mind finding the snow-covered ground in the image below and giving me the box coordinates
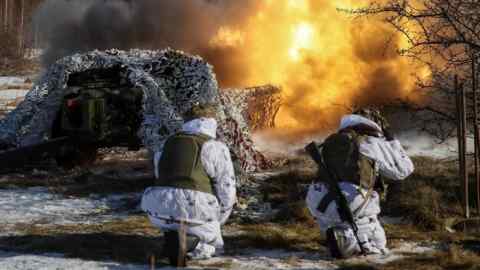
[0,242,435,270]
[0,77,29,86]
[0,76,33,113]
[0,184,437,269]
[0,89,29,100]
[0,187,140,232]
[0,252,147,270]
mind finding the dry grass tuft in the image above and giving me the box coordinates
[261,169,316,224]
[226,223,325,252]
[383,156,465,230]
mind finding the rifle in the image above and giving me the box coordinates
[305,141,367,256]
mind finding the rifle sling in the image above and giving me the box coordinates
[317,189,336,213]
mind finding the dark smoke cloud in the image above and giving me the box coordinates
[33,0,258,87]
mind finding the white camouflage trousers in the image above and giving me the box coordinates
[148,215,220,259]
[306,182,388,257]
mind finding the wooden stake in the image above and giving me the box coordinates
[149,254,155,270]
[462,81,469,219]
[456,76,469,218]
[178,221,187,267]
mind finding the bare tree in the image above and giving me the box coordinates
[346,1,480,138]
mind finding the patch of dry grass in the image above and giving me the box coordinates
[226,223,325,253]
[0,160,154,197]
[0,57,40,76]
[260,169,317,224]
[0,83,31,90]
[383,156,466,230]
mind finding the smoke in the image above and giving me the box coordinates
[33,0,258,86]
[33,0,425,139]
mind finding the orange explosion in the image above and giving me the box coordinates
[210,0,429,135]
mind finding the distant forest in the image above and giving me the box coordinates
[0,0,43,59]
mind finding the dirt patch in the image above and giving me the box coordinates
[0,158,154,197]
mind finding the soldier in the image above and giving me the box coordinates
[141,103,236,266]
[305,108,414,258]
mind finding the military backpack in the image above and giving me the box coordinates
[315,129,381,213]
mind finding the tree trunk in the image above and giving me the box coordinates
[4,0,8,32]
[18,0,24,56]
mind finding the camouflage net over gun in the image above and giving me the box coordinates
[0,49,281,172]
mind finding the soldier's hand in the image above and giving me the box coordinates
[383,128,395,141]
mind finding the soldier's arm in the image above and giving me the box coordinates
[201,141,237,225]
[359,137,414,180]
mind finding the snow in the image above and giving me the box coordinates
[0,187,436,269]
[0,90,29,100]
[347,241,436,265]
[198,242,435,269]
[0,241,437,270]
[200,250,337,270]
[0,187,140,230]
[0,77,28,86]
[0,252,148,270]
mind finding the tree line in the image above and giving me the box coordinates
[0,0,43,59]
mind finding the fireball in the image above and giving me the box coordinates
[211,0,428,135]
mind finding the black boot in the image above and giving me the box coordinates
[326,227,344,259]
[186,234,200,253]
[163,231,200,267]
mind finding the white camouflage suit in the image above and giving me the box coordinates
[306,114,414,257]
[141,117,236,259]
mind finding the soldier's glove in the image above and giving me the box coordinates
[383,129,395,141]
[383,128,395,141]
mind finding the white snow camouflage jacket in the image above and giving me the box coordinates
[141,118,237,225]
[306,114,415,230]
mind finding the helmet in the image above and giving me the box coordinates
[352,107,389,130]
[183,103,218,121]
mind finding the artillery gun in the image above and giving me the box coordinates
[0,67,144,172]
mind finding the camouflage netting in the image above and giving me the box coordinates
[222,85,282,131]
[0,49,281,172]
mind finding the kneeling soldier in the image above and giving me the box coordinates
[141,103,236,266]
[306,108,414,258]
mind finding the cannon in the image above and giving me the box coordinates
[0,68,144,172]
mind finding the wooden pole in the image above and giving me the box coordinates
[178,221,187,267]
[4,0,8,32]
[19,0,24,56]
[456,76,469,218]
[0,0,3,32]
[461,81,469,219]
